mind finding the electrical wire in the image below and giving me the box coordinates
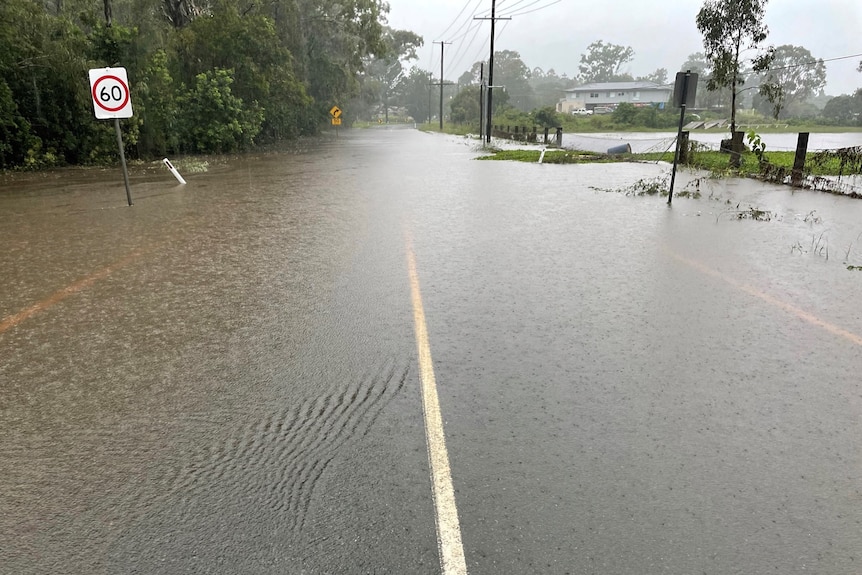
[494,0,535,14]
[497,0,546,17]
[765,52,862,73]
[434,0,481,40]
[440,0,486,44]
[448,21,487,75]
[502,0,563,18]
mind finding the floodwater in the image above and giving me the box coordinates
[565,131,862,154]
[2,127,862,574]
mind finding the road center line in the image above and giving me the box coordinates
[667,249,862,347]
[406,240,468,575]
[0,246,151,335]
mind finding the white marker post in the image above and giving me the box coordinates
[163,158,186,184]
[89,67,134,206]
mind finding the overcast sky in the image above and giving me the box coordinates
[383,0,862,96]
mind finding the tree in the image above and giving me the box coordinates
[757,44,826,119]
[578,40,635,83]
[822,91,862,126]
[457,70,475,88]
[449,86,480,126]
[163,0,204,29]
[637,68,668,85]
[529,67,574,109]
[696,0,774,134]
[170,0,311,141]
[0,0,394,168]
[490,50,533,111]
[177,68,263,153]
[679,52,727,110]
[397,67,433,123]
[612,102,638,124]
[361,26,422,122]
[532,106,560,128]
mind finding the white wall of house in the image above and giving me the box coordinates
[560,82,672,111]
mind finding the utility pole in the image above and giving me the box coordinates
[478,62,485,138]
[434,41,451,131]
[475,1,511,143]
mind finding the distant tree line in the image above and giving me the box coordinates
[0,0,391,169]
[4,0,861,171]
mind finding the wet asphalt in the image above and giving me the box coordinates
[1,126,861,574]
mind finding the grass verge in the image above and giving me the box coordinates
[479,147,860,178]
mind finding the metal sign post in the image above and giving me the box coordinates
[668,70,698,205]
[89,67,134,206]
[330,105,342,138]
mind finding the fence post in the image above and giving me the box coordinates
[555,127,563,147]
[729,131,744,168]
[679,131,690,164]
[791,132,809,187]
[544,127,549,144]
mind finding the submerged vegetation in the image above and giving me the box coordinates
[477,149,608,164]
[479,144,860,178]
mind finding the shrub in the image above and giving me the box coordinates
[176,69,263,153]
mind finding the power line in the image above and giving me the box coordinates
[441,1,485,44]
[502,0,563,17]
[765,51,862,73]
[425,0,484,73]
[448,21,486,75]
[497,0,545,17]
[452,18,511,81]
[445,18,484,45]
[494,0,534,13]
[434,0,479,40]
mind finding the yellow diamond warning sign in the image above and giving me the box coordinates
[329,106,342,118]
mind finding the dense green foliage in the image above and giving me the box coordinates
[0,0,389,168]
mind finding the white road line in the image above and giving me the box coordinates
[406,242,469,575]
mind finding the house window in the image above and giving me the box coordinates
[590,92,599,98]
[617,92,625,97]
[634,91,640,100]
[608,92,614,98]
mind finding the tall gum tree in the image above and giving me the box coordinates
[696,0,774,134]
[757,45,826,119]
[578,40,635,83]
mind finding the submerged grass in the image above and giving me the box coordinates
[479,146,859,178]
[476,149,611,163]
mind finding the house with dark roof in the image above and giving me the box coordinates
[557,81,673,114]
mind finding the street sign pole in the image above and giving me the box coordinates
[89,67,134,206]
[329,105,342,139]
[669,70,697,205]
[114,118,132,206]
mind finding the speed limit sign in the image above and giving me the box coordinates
[88,67,133,119]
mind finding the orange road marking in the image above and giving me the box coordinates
[0,246,150,335]
[667,249,862,347]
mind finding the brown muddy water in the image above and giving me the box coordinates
[1,128,861,574]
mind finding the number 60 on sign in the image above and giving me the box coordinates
[88,67,133,119]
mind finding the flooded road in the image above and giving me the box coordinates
[2,127,861,574]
